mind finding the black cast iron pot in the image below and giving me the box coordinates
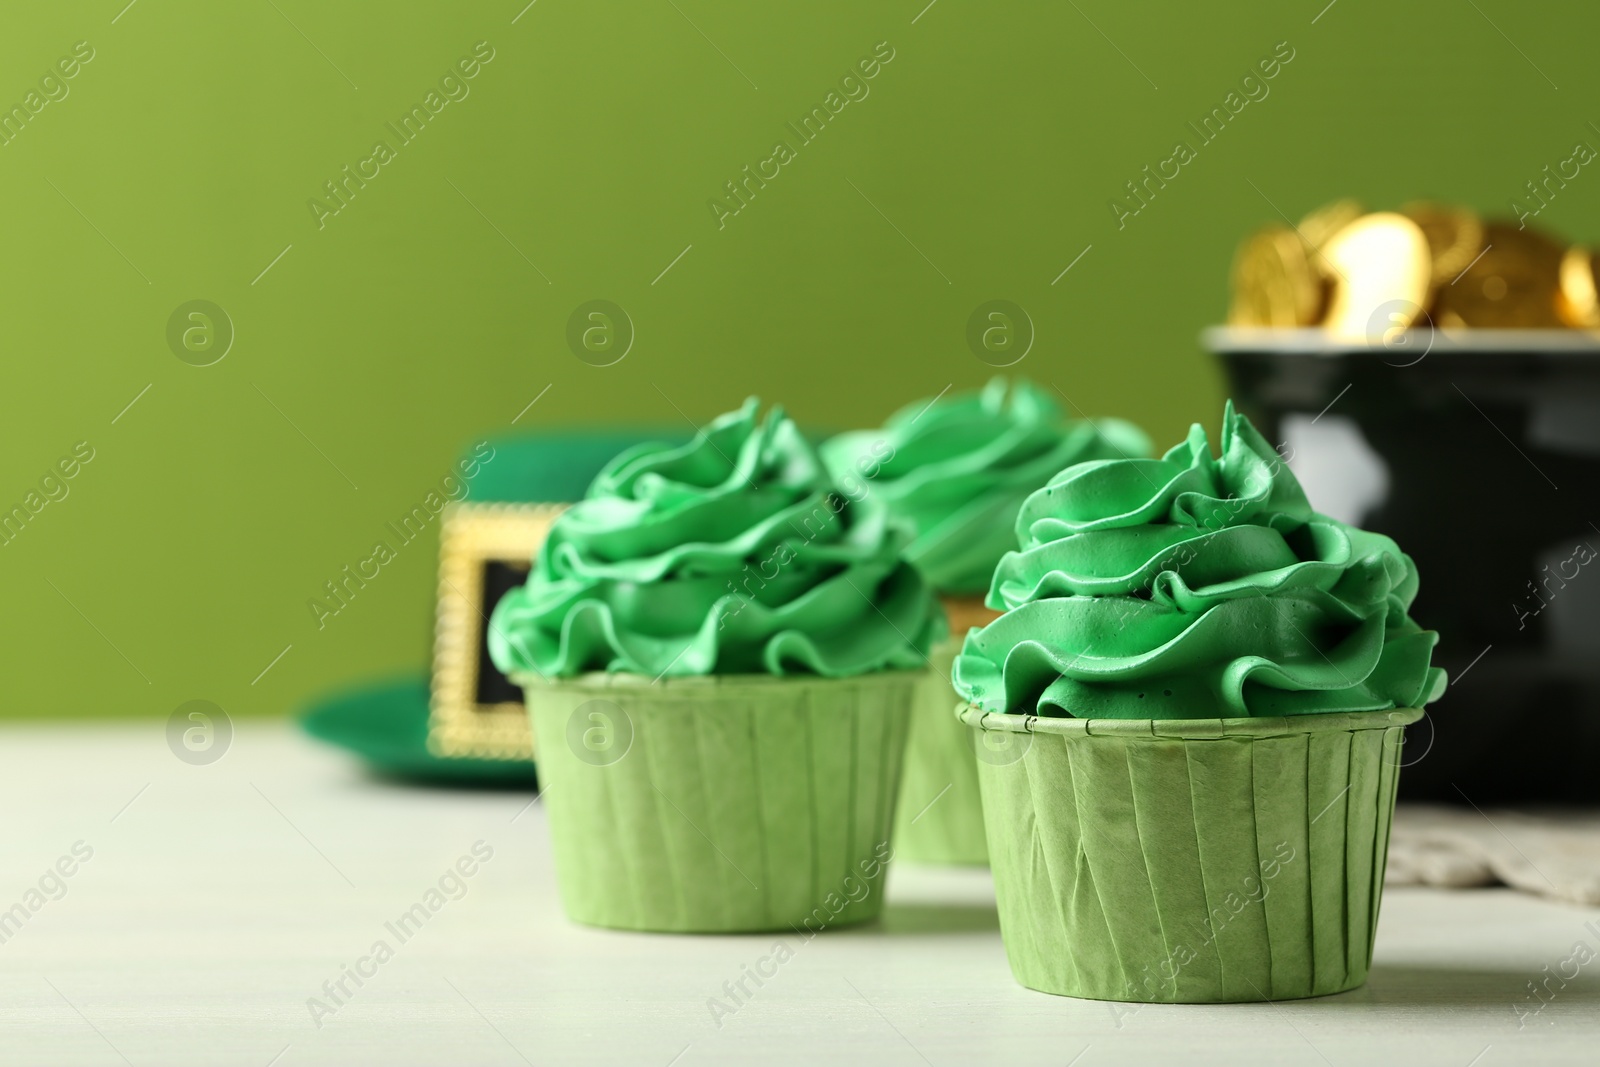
[1207,327,1600,804]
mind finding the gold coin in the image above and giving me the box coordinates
[1432,222,1565,328]
[1403,202,1486,284]
[1320,212,1432,341]
[1228,225,1319,327]
[1558,246,1600,328]
[1297,199,1364,259]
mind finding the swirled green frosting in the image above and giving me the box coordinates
[488,399,942,679]
[820,379,1152,595]
[952,402,1447,718]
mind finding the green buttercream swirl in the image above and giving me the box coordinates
[820,378,1152,595]
[488,399,942,679]
[952,402,1447,718]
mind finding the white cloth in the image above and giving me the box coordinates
[1387,804,1600,906]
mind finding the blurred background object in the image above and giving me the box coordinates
[1387,805,1600,905]
[1212,327,1600,804]
[3,0,1598,736]
[1228,201,1590,335]
[299,430,676,783]
[1218,188,1600,807]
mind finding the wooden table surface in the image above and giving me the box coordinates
[2,720,1596,1066]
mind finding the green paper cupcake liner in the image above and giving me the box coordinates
[959,704,1422,1003]
[522,670,920,933]
[892,638,989,865]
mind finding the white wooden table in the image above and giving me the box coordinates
[2,721,1596,1066]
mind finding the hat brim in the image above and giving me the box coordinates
[298,675,540,788]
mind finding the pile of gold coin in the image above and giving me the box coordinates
[1228,201,1600,338]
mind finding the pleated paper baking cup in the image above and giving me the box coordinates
[892,638,989,864]
[960,704,1422,1003]
[521,671,919,933]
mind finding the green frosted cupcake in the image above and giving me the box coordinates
[953,402,1445,1002]
[821,378,1150,864]
[490,399,941,932]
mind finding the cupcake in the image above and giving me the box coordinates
[954,402,1446,1002]
[821,378,1150,864]
[489,399,941,932]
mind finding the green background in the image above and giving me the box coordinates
[3,0,1595,719]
